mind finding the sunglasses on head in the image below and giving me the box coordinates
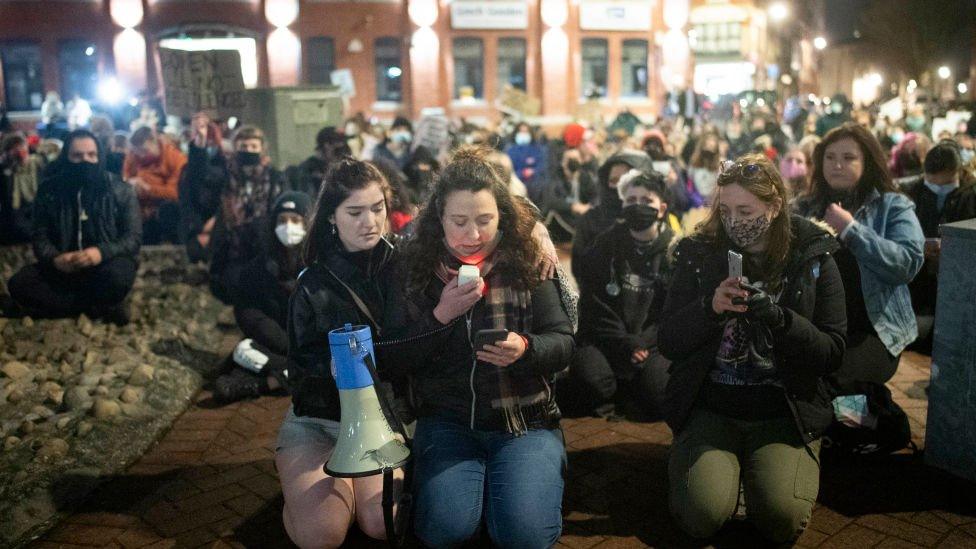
[719,160,763,180]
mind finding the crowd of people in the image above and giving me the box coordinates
[2,89,975,547]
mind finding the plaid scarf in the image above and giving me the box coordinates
[221,157,276,230]
[435,251,549,436]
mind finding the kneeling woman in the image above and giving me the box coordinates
[659,154,846,544]
[392,147,575,548]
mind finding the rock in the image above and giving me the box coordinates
[64,387,93,411]
[0,318,7,332]
[31,405,55,419]
[4,436,20,451]
[2,361,32,381]
[22,316,33,328]
[92,398,121,420]
[107,346,130,365]
[98,372,116,386]
[76,421,93,436]
[56,415,73,430]
[35,438,69,460]
[77,314,93,336]
[41,382,64,406]
[6,388,25,404]
[19,420,35,435]
[119,402,143,417]
[94,386,109,396]
[128,364,154,386]
[59,361,75,377]
[78,374,100,387]
[82,351,101,372]
[120,386,141,404]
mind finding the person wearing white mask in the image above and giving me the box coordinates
[214,191,311,402]
[373,116,414,170]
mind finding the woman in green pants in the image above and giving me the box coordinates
[659,153,847,543]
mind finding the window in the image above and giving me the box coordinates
[496,38,526,94]
[305,37,335,85]
[374,37,402,102]
[453,38,484,100]
[1,43,44,111]
[59,40,99,100]
[692,22,742,55]
[621,39,648,98]
[580,38,608,98]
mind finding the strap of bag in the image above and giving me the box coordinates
[325,268,382,337]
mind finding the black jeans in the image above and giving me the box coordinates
[142,201,181,245]
[565,343,670,416]
[7,256,137,318]
[831,331,900,394]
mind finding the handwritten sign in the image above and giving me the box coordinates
[159,48,246,118]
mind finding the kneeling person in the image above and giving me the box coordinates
[570,169,675,418]
[5,130,140,323]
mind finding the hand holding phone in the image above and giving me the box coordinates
[474,328,509,351]
[728,250,743,281]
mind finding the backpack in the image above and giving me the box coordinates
[822,381,916,458]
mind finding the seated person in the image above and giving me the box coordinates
[3,130,140,324]
[285,126,350,197]
[541,145,598,243]
[904,140,976,352]
[215,191,310,402]
[569,170,675,418]
[208,124,285,304]
[0,133,41,244]
[179,113,226,263]
[123,126,187,244]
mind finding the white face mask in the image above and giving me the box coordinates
[275,222,306,247]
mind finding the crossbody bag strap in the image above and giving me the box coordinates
[325,268,382,337]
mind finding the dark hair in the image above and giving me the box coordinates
[232,125,265,145]
[392,116,413,132]
[809,122,897,205]
[1,132,26,153]
[696,153,792,290]
[618,169,669,204]
[303,157,392,264]
[924,141,962,175]
[57,129,104,165]
[403,146,542,293]
[129,126,156,148]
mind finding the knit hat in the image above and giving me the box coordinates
[272,191,312,218]
[563,123,585,148]
[315,126,345,149]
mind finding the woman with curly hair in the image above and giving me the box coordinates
[388,146,574,548]
[661,153,847,543]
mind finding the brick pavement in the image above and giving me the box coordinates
[30,352,976,548]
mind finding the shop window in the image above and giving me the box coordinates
[497,38,526,94]
[692,22,742,55]
[453,38,484,100]
[621,39,648,98]
[375,37,402,102]
[305,37,335,85]
[59,40,99,100]
[0,42,44,111]
[581,38,608,98]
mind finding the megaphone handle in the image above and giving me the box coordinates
[382,465,413,548]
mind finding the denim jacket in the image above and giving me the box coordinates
[797,190,924,356]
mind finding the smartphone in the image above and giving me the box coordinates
[474,328,508,351]
[728,250,743,281]
[458,264,480,287]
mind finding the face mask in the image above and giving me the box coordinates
[515,132,531,146]
[206,145,221,159]
[721,211,772,248]
[66,160,100,188]
[623,204,659,232]
[780,159,807,180]
[236,151,261,166]
[961,149,975,164]
[275,222,306,247]
[392,131,411,144]
[566,159,581,173]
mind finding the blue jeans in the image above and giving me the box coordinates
[412,417,566,548]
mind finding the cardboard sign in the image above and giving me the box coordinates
[498,86,541,117]
[159,48,246,119]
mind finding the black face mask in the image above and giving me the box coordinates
[236,151,262,166]
[65,161,101,189]
[566,159,581,173]
[623,204,659,232]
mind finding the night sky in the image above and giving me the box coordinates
[824,0,871,44]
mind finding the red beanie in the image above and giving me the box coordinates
[563,123,585,148]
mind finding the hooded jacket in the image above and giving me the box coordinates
[658,215,847,443]
[31,161,141,265]
[571,150,653,280]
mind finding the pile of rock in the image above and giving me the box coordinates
[0,245,233,546]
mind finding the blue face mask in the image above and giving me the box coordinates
[961,148,974,164]
[514,132,531,146]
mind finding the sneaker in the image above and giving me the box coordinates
[233,339,270,373]
[215,368,269,403]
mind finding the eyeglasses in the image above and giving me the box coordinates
[719,160,763,180]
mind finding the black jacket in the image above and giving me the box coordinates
[287,240,401,421]
[903,178,976,238]
[571,150,652,280]
[179,144,226,261]
[30,164,141,265]
[284,155,328,198]
[577,222,675,354]
[234,250,296,355]
[387,275,575,432]
[658,216,847,443]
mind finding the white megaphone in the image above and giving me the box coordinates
[325,324,411,477]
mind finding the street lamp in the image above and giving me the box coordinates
[938,66,951,80]
[813,36,827,50]
[959,83,969,95]
[768,2,789,22]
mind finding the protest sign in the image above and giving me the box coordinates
[159,48,246,118]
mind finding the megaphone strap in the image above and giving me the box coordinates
[325,267,382,336]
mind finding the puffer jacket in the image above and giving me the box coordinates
[386,274,575,432]
[658,215,847,443]
[31,164,141,265]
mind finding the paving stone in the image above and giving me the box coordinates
[44,523,126,545]
[819,524,887,548]
[115,526,164,549]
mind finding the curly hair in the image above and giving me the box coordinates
[403,145,542,294]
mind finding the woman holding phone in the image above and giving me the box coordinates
[659,154,847,544]
[388,146,574,548]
